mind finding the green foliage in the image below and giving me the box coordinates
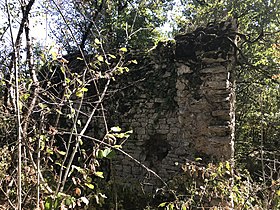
[0,0,280,208]
[48,0,174,53]
[155,161,280,209]
[0,146,12,179]
[171,1,280,207]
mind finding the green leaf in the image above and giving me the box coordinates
[106,150,116,159]
[65,196,74,206]
[94,171,104,178]
[101,148,116,159]
[97,149,104,158]
[103,148,111,157]
[72,165,86,174]
[20,93,30,101]
[158,202,167,207]
[168,203,174,210]
[46,147,53,154]
[119,47,127,52]
[85,183,95,189]
[76,57,83,60]
[57,192,67,198]
[131,60,138,64]
[44,197,52,210]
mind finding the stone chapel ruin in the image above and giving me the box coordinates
[106,21,237,188]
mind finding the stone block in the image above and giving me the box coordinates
[155,98,165,103]
[208,125,230,136]
[208,95,230,103]
[208,136,232,143]
[146,102,154,109]
[159,124,169,130]
[204,81,227,89]
[131,121,140,127]
[162,72,171,78]
[176,80,186,90]
[167,117,178,124]
[135,127,146,135]
[200,65,227,74]
[157,129,169,134]
[170,127,179,134]
[177,64,192,75]
[211,110,231,121]
[201,57,228,63]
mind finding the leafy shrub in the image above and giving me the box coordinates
[152,161,280,210]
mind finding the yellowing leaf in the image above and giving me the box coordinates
[55,109,63,115]
[158,202,167,207]
[112,145,122,149]
[108,54,116,59]
[111,126,121,132]
[94,171,104,178]
[51,51,57,60]
[38,103,48,109]
[85,183,95,189]
[225,161,231,170]
[76,91,83,98]
[95,38,101,44]
[120,47,127,52]
[97,55,104,62]
[56,150,66,156]
[195,157,202,161]
[81,87,88,92]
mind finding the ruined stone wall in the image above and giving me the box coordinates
[108,21,237,188]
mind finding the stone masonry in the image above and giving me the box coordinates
[105,21,237,188]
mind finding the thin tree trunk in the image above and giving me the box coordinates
[15,50,22,210]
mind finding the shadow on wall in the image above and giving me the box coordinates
[144,134,171,167]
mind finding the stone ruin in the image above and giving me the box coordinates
[105,21,237,188]
[41,20,238,190]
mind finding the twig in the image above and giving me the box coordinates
[59,131,168,187]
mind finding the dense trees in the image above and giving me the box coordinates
[0,0,279,209]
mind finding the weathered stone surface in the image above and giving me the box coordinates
[106,21,236,190]
[177,64,192,75]
[200,66,227,74]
